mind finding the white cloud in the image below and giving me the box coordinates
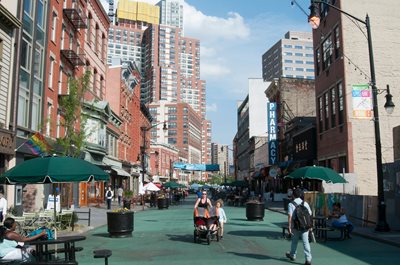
[183,3,250,43]
[206,103,218,112]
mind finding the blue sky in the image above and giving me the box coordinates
[101,0,312,145]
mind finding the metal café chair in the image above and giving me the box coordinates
[21,212,39,235]
[37,211,55,228]
[58,209,74,230]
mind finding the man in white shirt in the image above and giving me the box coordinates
[105,186,114,210]
[0,192,7,222]
[117,186,123,207]
[286,188,312,265]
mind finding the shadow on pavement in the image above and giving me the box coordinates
[92,232,111,238]
[229,218,248,222]
[165,233,194,244]
[228,230,282,239]
[227,252,289,262]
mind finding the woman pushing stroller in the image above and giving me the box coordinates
[193,190,220,244]
[194,190,214,230]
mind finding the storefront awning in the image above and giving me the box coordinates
[111,166,131,178]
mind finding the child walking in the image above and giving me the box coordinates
[216,199,227,239]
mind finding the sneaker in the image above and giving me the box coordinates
[305,261,311,265]
[285,252,295,261]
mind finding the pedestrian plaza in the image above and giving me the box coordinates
[68,196,400,265]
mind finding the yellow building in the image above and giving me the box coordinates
[117,0,160,24]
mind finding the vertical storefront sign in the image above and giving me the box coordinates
[268,102,278,165]
[352,84,372,119]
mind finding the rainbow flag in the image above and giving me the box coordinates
[25,132,51,156]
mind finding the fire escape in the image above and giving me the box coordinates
[61,6,87,66]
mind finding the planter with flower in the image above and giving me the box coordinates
[123,190,134,209]
[157,193,169,209]
[107,208,134,238]
[245,199,265,221]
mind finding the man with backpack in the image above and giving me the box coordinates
[286,188,312,265]
[106,186,114,210]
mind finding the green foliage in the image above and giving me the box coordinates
[123,190,134,199]
[57,71,91,157]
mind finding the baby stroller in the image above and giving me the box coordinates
[193,207,220,244]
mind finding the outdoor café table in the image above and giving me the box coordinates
[27,235,86,264]
[313,216,331,242]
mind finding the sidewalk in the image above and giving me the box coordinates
[59,200,145,236]
[266,200,400,248]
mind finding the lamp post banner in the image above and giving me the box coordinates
[352,84,372,119]
[268,102,278,165]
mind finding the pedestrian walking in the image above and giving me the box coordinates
[105,186,113,210]
[0,192,7,223]
[286,188,312,265]
[117,186,123,207]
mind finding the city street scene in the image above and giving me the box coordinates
[0,0,399,264]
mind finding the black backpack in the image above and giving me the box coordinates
[106,190,112,197]
[292,201,313,230]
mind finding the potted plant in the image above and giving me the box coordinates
[157,193,169,209]
[107,208,134,238]
[123,190,134,209]
[246,199,265,221]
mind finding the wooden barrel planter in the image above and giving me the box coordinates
[246,202,265,221]
[107,211,134,238]
[157,198,169,209]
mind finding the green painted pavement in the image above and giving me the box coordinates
[75,196,399,265]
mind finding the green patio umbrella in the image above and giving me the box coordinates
[163,181,180,189]
[285,166,346,214]
[0,156,109,226]
[227,180,248,187]
[0,156,109,184]
[285,166,346,184]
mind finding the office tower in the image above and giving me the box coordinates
[262,31,314,81]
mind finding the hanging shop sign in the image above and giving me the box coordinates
[268,102,278,165]
[0,129,15,155]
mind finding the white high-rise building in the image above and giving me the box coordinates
[157,0,184,33]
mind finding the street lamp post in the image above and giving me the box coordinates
[140,121,167,209]
[308,0,394,232]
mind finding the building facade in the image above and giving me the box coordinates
[262,31,314,82]
[211,143,229,178]
[0,0,21,207]
[312,0,400,195]
[265,77,316,165]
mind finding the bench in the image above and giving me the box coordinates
[93,249,112,265]
[281,225,289,239]
[314,226,351,242]
[45,247,83,255]
[24,261,77,265]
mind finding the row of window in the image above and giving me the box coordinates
[283,52,314,57]
[315,26,341,75]
[283,44,313,50]
[284,67,314,72]
[318,82,344,132]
